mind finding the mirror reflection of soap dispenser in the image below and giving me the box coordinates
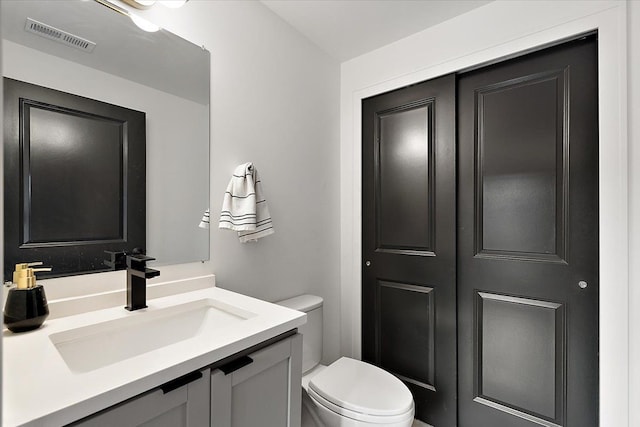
[3,262,52,333]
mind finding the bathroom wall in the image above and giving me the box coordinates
[2,40,210,266]
[628,2,640,426]
[119,1,341,363]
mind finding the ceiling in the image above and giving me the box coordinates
[261,0,492,62]
[2,0,209,104]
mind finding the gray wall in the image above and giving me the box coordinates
[131,1,342,363]
[628,1,640,425]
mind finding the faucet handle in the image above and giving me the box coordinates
[127,254,156,263]
[126,253,157,273]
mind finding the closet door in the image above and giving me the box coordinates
[362,74,456,426]
[457,36,598,427]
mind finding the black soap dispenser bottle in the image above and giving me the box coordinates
[3,262,52,333]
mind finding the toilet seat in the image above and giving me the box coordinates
[307,357,414,424]
[307,386,415,424]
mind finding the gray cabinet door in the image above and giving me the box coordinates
[211,334,302,427]
[71,369,210,427]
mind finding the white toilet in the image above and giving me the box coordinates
[277,295,415,427]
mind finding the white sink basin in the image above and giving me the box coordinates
[49,298,256,373]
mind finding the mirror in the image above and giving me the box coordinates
[2,0,210,278]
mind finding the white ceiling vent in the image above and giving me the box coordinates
[24,18,96,53]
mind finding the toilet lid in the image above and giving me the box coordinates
[308,357,414,417]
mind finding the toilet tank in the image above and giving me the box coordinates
[276,295,323,374]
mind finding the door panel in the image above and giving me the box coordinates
[362,74,456,426]
[458,36,598,427]
[476,293,564,421]
[378,281,435,388]
[377,103,435,252]
[478,70,565,258]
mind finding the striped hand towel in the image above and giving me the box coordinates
[198,208,210,229]
[219,163,274,242]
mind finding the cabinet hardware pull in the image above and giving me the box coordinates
[219,355,254,375]
[160,371,203,394]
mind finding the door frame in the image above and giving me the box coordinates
[340,2,628,426]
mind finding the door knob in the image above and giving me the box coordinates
[365,261,371,267]
[578,280,588,289]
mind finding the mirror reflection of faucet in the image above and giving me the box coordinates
[104,250,127,271]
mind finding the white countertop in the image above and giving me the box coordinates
[3,285,306,427]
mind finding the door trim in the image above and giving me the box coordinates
[341,3,628,426]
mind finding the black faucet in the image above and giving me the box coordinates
[104,250,160,311]
[125,253,160,311]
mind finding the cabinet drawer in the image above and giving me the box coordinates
[70,368,210,427]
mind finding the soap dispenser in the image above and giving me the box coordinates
[3,262,52,333]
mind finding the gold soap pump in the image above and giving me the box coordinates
[4,262,52,332]
[13,262,51,289]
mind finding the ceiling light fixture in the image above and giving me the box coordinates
[94,1,161,32]
[96,0,187,32]
[120,0,188,9]
[158,0,188,8]
[129,14,160,32]
[120,0,156,9]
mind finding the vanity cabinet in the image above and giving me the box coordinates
[71,369,210,427]
[69,333,302,427]
[210,333,302,427]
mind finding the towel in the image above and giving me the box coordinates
[219,163,274,242]
[198,208,210,229]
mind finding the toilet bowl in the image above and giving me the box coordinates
[277,295,415,427]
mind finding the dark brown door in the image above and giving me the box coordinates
[457,36,599,427]
[362,74,456,426]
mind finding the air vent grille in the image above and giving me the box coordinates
[25,18,96,53]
